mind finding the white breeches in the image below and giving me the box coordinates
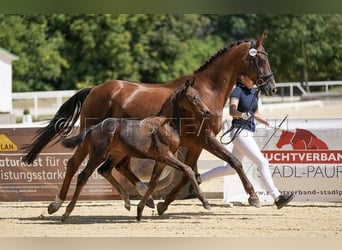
[201,128,281,200]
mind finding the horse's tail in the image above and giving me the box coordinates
[61,127,92,149]
[22,88,92,164]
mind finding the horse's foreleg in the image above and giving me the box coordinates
[137,162,164,221]
[97,158,131,211]
[115,157,155,209]
[202,135,260,207]
[156,149,202,216]
[48,145,88,214]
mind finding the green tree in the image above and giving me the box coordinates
[0,14,67,91]
[46,14,134,89]
[46,14,213,88]
[118,14,213,83]
[1,14,341,91]
[171,36,224,79]
[243,14,342,82]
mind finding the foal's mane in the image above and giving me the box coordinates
[158,87,183,118]
[194,40,249,74]
[156,87,185,129]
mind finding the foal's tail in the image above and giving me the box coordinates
[22,88,92,164]
[61,127,92,149]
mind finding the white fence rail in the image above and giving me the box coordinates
[11,81,342,120]
[12,90,76,119]
[261,81,342,103]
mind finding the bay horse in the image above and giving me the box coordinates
[60,79,211,221]
[22,33,277,216]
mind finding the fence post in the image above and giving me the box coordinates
[34,93,38,120]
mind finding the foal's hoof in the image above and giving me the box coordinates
[248,197,261,208]
[157,202,168,216]
[146,198,155,209]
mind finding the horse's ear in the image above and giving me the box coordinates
[257,32,267,47]
[185,77,196,89]
[185,79,190,88]
[189,77,196,87]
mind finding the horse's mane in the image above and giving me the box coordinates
[194,40,249,74]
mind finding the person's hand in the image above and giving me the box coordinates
[268,124,282,131]
[241,112,251,120]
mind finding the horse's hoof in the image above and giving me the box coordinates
[61,214,68,222]
[124,202,131,211]
[48,201,61,214]
[203,201,211,210]
[248,197,261,208]
[136,213,142,221]
[123,196,131,211]
[136,207,143,221]
[146,198,155,209]
[157,202,167,216]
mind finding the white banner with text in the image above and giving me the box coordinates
[223,118,342,203]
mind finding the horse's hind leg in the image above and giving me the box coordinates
[97,157,131,211]
[48,144,88,214]
[61,158,99,222]
[115,156,155,209]
[137,162,164,221]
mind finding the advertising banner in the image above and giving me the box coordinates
[223,118,342,203]
[0,126,184,201]
[0,127,133,201]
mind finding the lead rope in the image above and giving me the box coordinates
[220,88,260,145]
[220,125,242,145]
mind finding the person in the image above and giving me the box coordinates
[198,75,294,209]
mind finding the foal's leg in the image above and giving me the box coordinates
[162,152,210,211]
[157,149,201,216]
[48,144,88,214]
[137,162,164,221]
[97,157,131,211]
[115,157,155,208]
[99,156,155,208]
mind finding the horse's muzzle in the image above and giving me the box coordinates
[201,109,211,117]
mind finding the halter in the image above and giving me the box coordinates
[249,40,275,88]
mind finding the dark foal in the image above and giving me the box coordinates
[61,79,211,221]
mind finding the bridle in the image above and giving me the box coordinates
[249,40,275,89]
